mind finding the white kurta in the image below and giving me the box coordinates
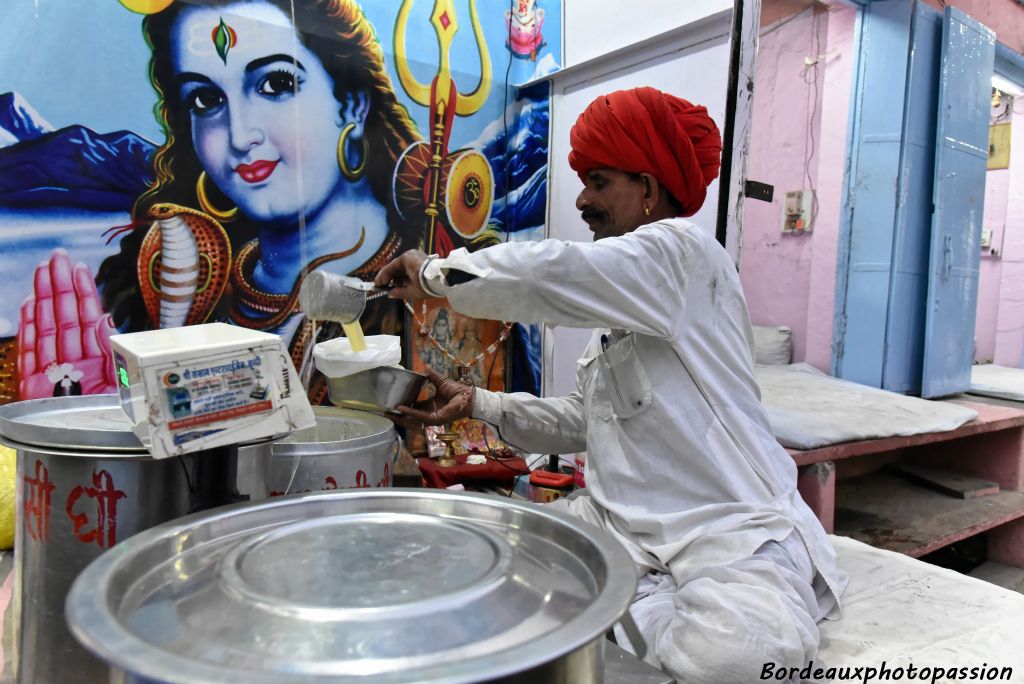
[422,218,847,636]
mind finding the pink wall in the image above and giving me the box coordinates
[744,0,1022,372]
[803,6,857,370]
[975,166,1009,362]
[741,4,855,367]
[922,0,1024,52]
[994,106,1024,366]
[740,6,824,363]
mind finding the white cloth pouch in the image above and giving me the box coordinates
[313,335,402,379]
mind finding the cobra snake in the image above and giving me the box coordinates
[137,203,231,329]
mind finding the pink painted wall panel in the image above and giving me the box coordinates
[741,7,826,363]
[994,107,1024,367]
[741,5,854,367]
[804,6,857,371]
[975,168,1010,362]
[985,168,1010,229]
[976,259,1004,362]
[922,0,1024,54]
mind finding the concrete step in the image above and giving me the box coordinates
[968,561,1024,594]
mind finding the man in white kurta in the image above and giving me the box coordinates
[377,87,847,682]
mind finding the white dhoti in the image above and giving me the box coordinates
[554,493,828,684]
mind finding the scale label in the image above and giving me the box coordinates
[161,352,273,436]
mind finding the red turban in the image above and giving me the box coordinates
[568,87,722,217]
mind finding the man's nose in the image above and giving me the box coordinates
[576,190,589,211]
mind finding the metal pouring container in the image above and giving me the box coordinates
[299,270,369,324]
[66,489,638,683]
[0,395,197,684]
[326,366,427,415]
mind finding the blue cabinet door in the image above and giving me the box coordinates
[834,0,914,387]
[882,5,942,394]
[920,8,995,397]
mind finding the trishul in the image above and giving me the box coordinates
[395,0,492,254]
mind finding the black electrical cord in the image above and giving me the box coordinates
[474,339,573,497]
[478,6,520,496]
[436,2,528,495]
[476,328,529,495]
[178,454,194,494]
[502,0,515,234]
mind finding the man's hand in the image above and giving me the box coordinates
[392,368,474,429]
[17,250,118,399]
[374,249,431,301]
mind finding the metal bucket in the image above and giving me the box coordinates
[237,407,400,499]
[67,489,638,683]
[0,395,197,684]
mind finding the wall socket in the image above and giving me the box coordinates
[782,189,814,234]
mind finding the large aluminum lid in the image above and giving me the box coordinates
[0,394,144,452]
[67,489,637,683]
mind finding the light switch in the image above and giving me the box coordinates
[980,228,993,249]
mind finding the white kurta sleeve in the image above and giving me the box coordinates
[471,387,587,454]
[423,222,697,339]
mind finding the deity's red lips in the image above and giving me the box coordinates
[235,160,279,183]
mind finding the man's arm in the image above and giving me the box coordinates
[471,388,587,455]
[425,222,696,339]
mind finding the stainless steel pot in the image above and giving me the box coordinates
[0,395,197,684]
[237,407,401,499]
[67,489,638,683]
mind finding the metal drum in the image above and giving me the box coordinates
[67,489,638,683]
[237,407,400,499]
[0,395,197,684]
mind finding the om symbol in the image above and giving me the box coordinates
[463,175,482,209]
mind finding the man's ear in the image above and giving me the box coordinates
[640,172,658,203]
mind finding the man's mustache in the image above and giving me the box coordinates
[581,208,606,223]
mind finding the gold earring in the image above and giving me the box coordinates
[196,171,238,222]
[644,205,651,216]
[338,122,368,182]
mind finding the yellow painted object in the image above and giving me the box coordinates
[0,445,15,549]
[342,321,368,353]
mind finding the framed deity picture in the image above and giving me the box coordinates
[404,299,514,458]
[407,299,510,397]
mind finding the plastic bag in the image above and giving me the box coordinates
[0,446,15,549]
[314,334,402,379]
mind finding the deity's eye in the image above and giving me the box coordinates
[257,69,300,97]
[184,87,225,116]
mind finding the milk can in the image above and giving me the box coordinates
[67,489,639,683]
[0,395,197,684]
[236,406,400,499]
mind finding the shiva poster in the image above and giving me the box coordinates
[0,0,558,405]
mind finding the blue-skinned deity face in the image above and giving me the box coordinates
[170,2,350,226]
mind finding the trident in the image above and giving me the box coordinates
[394,0,493,255]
